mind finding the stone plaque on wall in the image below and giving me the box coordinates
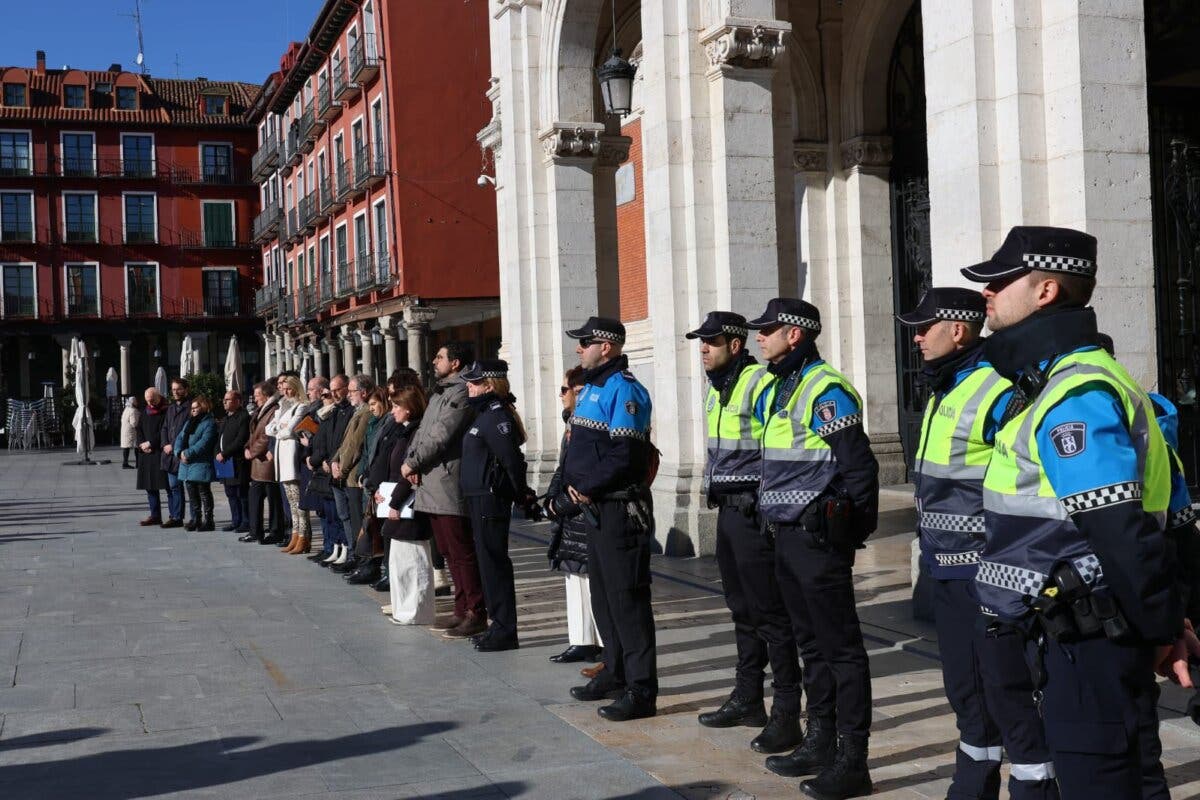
[615,163,636,206]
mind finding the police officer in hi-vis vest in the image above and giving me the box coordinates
[962,226,1182,798]
[686,311,804,755]
[561,316,659,723]
[746,298,879,800]
[897,288,1058,800]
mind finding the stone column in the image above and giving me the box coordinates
[403,306,438,385]
[118,340,132,395]
[341,324,357,377]
[310,343,324,378]
[379,315,399,377]
[326,331,341,377]
[59,339,71,389]
[261,332,273,379]
[699,17,790,315]
[282,332,295,371]
[358,328,375,382]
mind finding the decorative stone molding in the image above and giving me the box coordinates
[402,304,439,329]
[596,134,632,168]
[793,141,829,174]
[539,122,607,162]
[494,0,540,19]
[700,18,791,70]
[840,135,893,172]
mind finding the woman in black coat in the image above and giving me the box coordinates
[345,391,402,586]
[217,391,251,533]
[135,388,170,526]
[374,384,435,625]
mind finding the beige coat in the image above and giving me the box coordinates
[120,404,140,449]
[334,405,372,488]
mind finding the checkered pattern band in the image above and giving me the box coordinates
[479,370,506,378]
[935,551,982,567]
[976,560,1048,599]
[589,329,623,342]
[921,511,986,534]
[760,490,822,507]
[1060,482,1142,515]
[569,415,609,432]
[937,308,986,322]
[722,325,748,338]
[1072,554,1103,586]
[815,413,862,438]
[611,426,648,441]
[777,313,821,332]
[1021,253,1097,276]
[1170,505,1198,530]
[711,473,760,483]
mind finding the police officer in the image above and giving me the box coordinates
[562,316,658,722]
[962,226,1179,799]
[459,359,537,653]
[897,288,1058,800]
[746,298,878,800]
[687,311,803,754]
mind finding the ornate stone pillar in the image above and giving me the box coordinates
[403,305,438,385]
[326,330,341,378]
[379,315,399,378]
[341,324,357,377]
[282,332,295,371]
[118,340,132,395]
[357,327,374,382]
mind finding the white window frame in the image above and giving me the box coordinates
[121,191,158,244]
[286,259,294,292]
[370,94,385,150]
[124,261,160,317]
[200,199,237,246]
[120,131,156,177]
[58,130,96,176]
[0,261,38,319]
[198,140,234,179]
[270,246,281,285]
[371,196,387,257]
[0,129,34,174]
[319,232,331,271]
[334,221,348,265]
[0,190,36,242]
[61,190,99,242]
[63,261,101,317]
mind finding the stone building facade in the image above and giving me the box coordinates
[482,0,1200,555]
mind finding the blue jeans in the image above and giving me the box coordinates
[146,490,161,519]
[224,483,246,529]
[166,472,185,521]
[322,496,345,552]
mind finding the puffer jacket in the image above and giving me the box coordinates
[174,413,217,483]
[404,373,471,516]
[546,433,588,574]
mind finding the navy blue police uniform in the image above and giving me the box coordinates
[561,316,658,721]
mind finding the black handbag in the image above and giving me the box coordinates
[307,471,334,500]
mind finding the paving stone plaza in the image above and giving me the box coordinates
[2,447,1200,799]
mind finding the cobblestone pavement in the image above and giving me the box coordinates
[2,446,1199,799]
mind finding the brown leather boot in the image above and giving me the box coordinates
[442,612,487,639]
[431,615,463,631]
[290,535,311,554]
[281,533,300,553]
[580,662,606,679]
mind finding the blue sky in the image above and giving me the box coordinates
[1,0,325,84]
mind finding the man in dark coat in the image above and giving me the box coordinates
[159,377,192,528]
[135,387,170,525]
[217,390,251,532]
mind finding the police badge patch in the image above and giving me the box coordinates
[625,400,639,416]
[705,395,716,413]
[816,400,837,423]
[1049,422,1086,458]
[497,421,512,435]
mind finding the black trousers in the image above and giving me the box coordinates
[347,486,366,555]
[774,524,870,737]
[714,503,801,712]
[467,494,518,641]
[249,480,282,540]
[588,498,657,699]
[1035,636,1162,800]
[184,481,214,522]
[933,579,1057,800]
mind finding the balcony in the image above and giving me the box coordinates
[0,154,34,177]
[300,284,319,319]
[252,204,282,243]
[63,227,98,244]
[349,34,380,84]
[318,82,340,121]
[333,161,353,206]
[318,180,332,214]
[176,227,254,250]
[1,226,35,244]
[276,294,294,325]
[204,293,245,318]
[353,145,388,191]
[65,293,100,317]
[283,208,299,249]
[300,192,318,233]
[61,156,97,178]
[251,136,280,181]
[375,250,391,288]
[168,163,251,186]
[254,284,283,315]
[319,270,332,306]
[332,58,359,101]
[299,109,317,154]
[284,131,303,171]
[355,253,379,293]
[126,293,159,317]
[335,260,352,298]
[124,227,157,245]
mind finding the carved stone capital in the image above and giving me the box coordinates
[539,122,606,162]
[793,141,828,174]
[700,18,791,70]
[494,0,540,19]
[403,304,439,329]
[596,134,632,168]
[840,136,893,172]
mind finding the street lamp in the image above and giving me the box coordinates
[596,3,635,117]
[370,329,383,347]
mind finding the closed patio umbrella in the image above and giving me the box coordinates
[154,366,169,398]
[224,335,244,394]
[180,335,196,378]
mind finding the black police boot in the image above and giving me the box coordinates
[345,557,382,585]
[750,707,803,754]
[570,676,625,702]
[698,692,768,729]
[800,734,872,800]
[597,689,656,722]
[765,717,836,778]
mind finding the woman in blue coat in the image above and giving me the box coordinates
[175,395,219,531]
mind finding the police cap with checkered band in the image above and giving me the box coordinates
[565,316,626,346]
[961,226,1097,283]
[745,298,822,334]
[896,287,987,326]
[685,311,749,341]
[460,359,508,382]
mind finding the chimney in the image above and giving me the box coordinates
[35,50,46,75]
[109,63,123,73]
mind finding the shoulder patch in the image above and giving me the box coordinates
[625,400,640,416]
[468,427,479,436]
[489,401,502,411]
[815,400,837,423]
[705,394,717,413]
[497,421,512,435]
[1049,422,1086,458]
[621,370,636,380]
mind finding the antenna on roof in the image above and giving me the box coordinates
[174,53,182,79]
[119,0,149,75]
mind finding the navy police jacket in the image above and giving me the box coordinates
[460,393,530,501]
[562,355,653,498]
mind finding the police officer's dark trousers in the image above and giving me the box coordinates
[467,494,517,642]
[714,501,801,712]
[774,524,869,737]
[1033,636,1161,800]
[933,580,1057,800]
[587,497,657,699]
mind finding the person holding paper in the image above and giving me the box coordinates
[349,389,402,586]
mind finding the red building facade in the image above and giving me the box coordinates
[250,0,499,381]
[0,51,262,401]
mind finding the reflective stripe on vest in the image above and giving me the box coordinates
[704,363,773,492]
[913,365,1009,567]
[759,362,862,523]
[976,350,1171,620]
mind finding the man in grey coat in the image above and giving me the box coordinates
[402,341,486,637]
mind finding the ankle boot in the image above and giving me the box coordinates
[765,717,836,778]
[198,514,215,532]
[199,495,215,531]
[345,557,382,584]
[332,545,350,565]
[800,735,871,800]
[290,535,311,554]
[698,692,768,729]
[281,533,301,553]
[322,544,343,565]
[751,707,803,754]
[185,518,199,532]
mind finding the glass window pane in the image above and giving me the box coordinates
[0,132,31,176]
[63,134,94,176]
[65,195,95,241]
[126,264,157,315]
[202,144,232,182]
[1,194,33,241]
[3,264,34,316]
[64,85,86,108]
[67,265,98,314]
[125,195,155,242]
[122,135,154,177]
[4,84,26,106]
[116,87,137,110]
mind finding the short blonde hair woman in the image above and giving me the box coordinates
[267,372,313,553]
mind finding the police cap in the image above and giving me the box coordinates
[896,287,986,326]
[460,359,508,382]
[745,298,822,334]
[685,311,749,341]
[565,316,625,346]
[961,226,1097,283]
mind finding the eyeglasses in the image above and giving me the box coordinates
[559,386,571,396]
[579,340,601,348]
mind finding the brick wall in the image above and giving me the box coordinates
[616,117,647,322]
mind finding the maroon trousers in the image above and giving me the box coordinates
[428,513,485,619]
